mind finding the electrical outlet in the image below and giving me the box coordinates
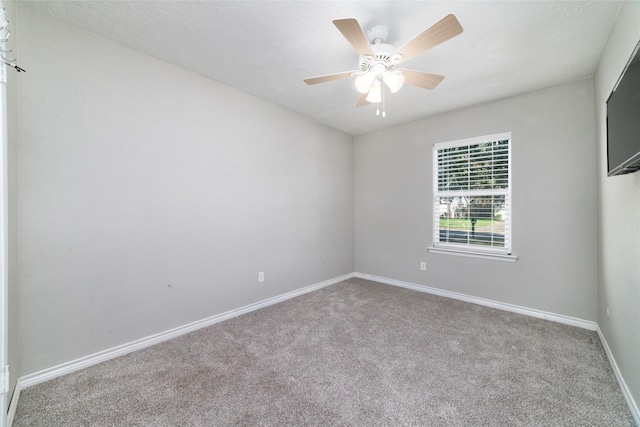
[420,262,427,271]
[258,272,264,283]
[606,307,610,319]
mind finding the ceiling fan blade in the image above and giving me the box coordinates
[304,71,356,85]
[401,69,445,90]
[356,92,369,107]
[333,18,375,58]
[393,14,463,64]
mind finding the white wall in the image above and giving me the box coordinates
[355,79,597,321]
[17,6,354,376]
[594,0,640,413]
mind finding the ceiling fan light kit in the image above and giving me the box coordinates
[304,14,463,117]
[366,79,382,103]
[354,71,376,94]
[383,70,405,93]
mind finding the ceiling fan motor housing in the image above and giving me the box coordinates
[359,42,400,72]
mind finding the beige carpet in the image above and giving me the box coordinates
[13,278,636,426]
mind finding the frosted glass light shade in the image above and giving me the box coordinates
[383,70,405,93]
[366,82,382,103]
[355,72,376,94]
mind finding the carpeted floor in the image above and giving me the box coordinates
[13,278,636,426]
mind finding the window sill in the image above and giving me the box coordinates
[427,246,518,262]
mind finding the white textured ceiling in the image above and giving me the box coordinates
[20,1,622,136]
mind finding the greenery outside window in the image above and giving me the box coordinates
[430,132,513,260]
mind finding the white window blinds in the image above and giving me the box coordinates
[433,132,512,254]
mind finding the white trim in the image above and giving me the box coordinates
[0,43,7,427]
[597,326,640,424]
[427,246,517,262]
[434,131,512,150]
[433,132,513,255]
[0,365,7,393]
[354,272,596,330]
[18,273,354,389]
[15,272,640,425]
[20,271,597,388]
[6,377,20,427]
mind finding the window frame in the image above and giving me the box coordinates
[428,132,517,262]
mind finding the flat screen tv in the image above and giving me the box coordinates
[606,39,640,176]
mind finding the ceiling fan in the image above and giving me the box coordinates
[304,15,463,116]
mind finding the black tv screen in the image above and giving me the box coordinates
[607,40,640,176]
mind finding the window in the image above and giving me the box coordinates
[429,132,515,261]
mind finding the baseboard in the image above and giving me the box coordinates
[353,272,598,331]
[597,326,640,425]
[6,378,21,427]
[18,272,354,392]
[16,271,637,426]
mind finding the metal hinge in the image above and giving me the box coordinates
[0,365,8,394]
